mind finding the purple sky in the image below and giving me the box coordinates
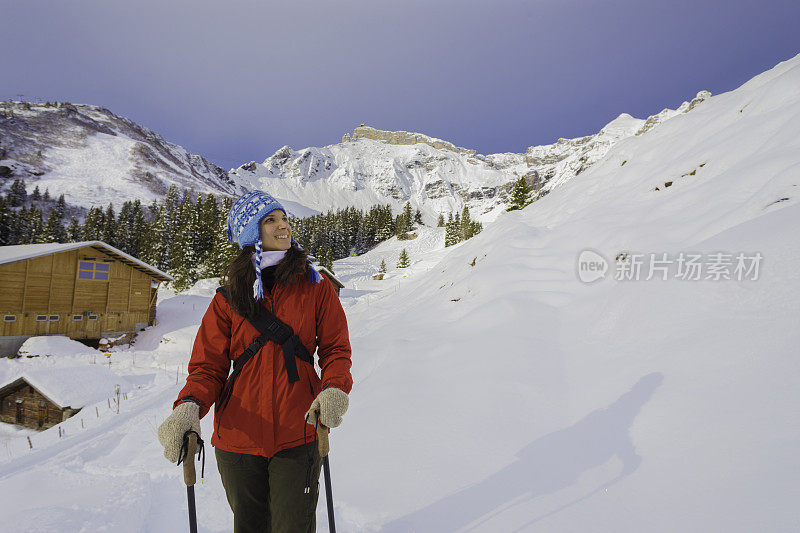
[3,0,799,171]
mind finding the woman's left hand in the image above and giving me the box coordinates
[305,387,349,428]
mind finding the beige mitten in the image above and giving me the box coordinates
[157,401,201,462]
[305,387,349,428]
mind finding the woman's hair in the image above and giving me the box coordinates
[222,243,310,319]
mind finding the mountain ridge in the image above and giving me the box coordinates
[229,90,711,224]
[1,89,711,223]
[0,101,234,212]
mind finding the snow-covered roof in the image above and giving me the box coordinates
[315,266,344,288]
[0,241,173,281]
[0,366,132,409]
[16,335,96,358]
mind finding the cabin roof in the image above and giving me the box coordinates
[0,367,132,409]
[316,266,344,289]
[0,241,173,282]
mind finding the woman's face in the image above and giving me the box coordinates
[259,210,292,251]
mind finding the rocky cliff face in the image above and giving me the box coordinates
[345,126,478,157]
[0,101,234,210]
[230,91,711,223]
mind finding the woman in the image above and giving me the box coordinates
[158,190,353,533]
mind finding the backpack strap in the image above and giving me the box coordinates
[214,287,313,412]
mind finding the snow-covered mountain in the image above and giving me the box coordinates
[229,92,710,225]
[491,90,711,194]
[1,91,711,225]
[0,101,235,209]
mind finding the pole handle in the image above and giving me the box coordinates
[316,411,330,457]
[182,432,198,486]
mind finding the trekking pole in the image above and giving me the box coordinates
[178,430,204,533]
[316,412,336,533]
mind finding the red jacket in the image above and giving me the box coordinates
[174,275,353,456]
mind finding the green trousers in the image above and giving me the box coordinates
[215,441,323,533]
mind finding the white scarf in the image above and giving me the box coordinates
[251,250,287,270]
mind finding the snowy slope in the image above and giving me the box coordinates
[0,53,798,533]
[330,54,800,531]
[0,102,234,210]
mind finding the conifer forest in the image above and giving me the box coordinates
[0,180,482,290]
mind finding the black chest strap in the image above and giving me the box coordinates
[215,287,313,412]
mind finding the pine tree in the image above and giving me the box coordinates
[54,194,66,219]
[42,188,50,202]
[353,227,369,256]
[147,199,159,219]
[148,185,180,272]
[82,206,104,241]
[101,204,116,246]
[8,179,27,207]
[170,243,197,291]
[129,200,147,258]
[170,193,200,291]
[470,220,483,238]
[43,208,67,243]
[414,208,423,225]
[460,205,473,240]
[403,202,413,227]
[28,207,44,243]
[197,194,219,260]
[397,248,410,268]
[377,216,393,242]
[16,206,30,243]
[318,248,334,273]
[66,217,81,241]
[200,196,237,280]
[379,259,387,273]
[170,217,197,291]
[445,212,458,247]
[394,213,408,240]
[437,213,445,227]
[506,176,533,211]
[0,197,12,245]
[116,201,134,254]
[31,185,41,201]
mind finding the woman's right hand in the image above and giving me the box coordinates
[157,401,201,462]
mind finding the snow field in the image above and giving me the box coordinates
[1,53,799,532]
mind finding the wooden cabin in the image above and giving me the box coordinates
[0,376,77,430]
[0,367,130,430]
[316,266,345,296]
[0,241,172,357]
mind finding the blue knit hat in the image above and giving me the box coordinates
[226,190,321,300]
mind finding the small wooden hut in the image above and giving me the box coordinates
[0,241,172,357]
[316,266,345,296]
[0,367,130,430]
[0,376,77,429]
